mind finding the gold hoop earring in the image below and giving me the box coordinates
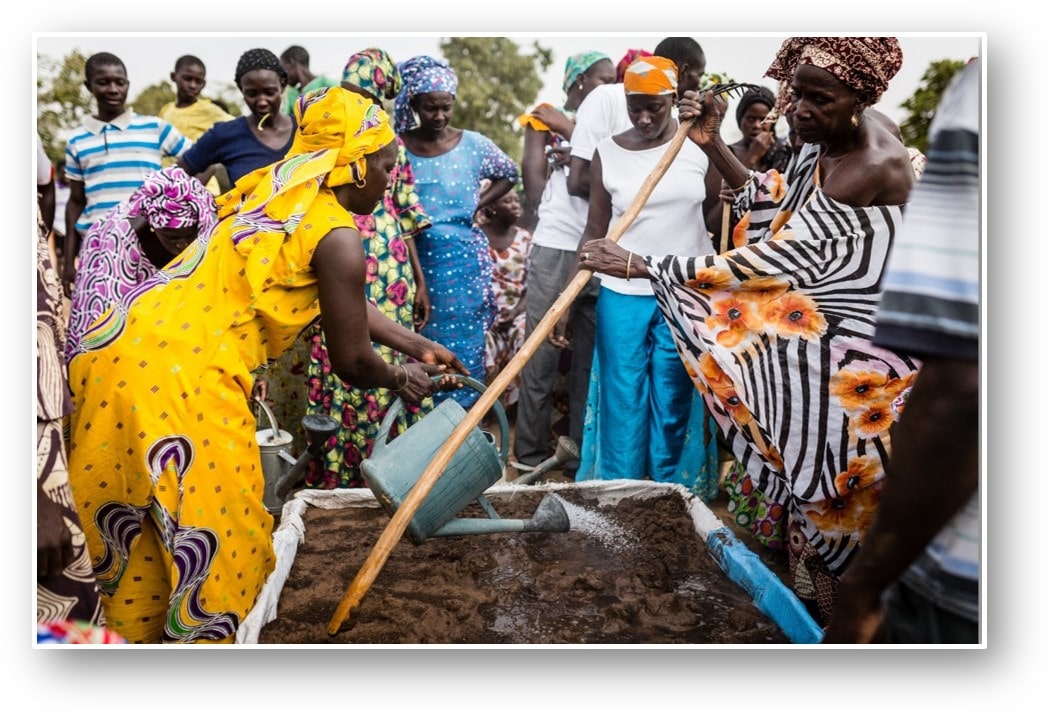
[351,162,367,189]
[851,113,860,127]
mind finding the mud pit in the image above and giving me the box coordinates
[256,487,790,645]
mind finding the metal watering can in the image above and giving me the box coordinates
[255,398,340,516]
[361,376,570,545]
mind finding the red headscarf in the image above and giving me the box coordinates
[616,49,653,84]
[765,37,903,105]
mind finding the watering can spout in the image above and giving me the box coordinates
[430,494,570,538]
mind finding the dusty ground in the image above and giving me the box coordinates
[258,489,790,645]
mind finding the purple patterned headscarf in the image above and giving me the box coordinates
[393,55,458,134]
[128,166,218,235]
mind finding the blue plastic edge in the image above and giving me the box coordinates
[706,526,824,644]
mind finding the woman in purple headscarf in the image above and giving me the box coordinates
[394,55,519,409]
[65,165,217,361]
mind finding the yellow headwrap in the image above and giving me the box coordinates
[623,56,678,96]
[214,87,395,295]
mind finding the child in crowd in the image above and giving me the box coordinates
[158,54,235,195]
[480,181,532,408]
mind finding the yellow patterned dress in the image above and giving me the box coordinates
[67,188,354,644]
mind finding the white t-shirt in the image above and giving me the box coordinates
[532,168,590,252]
[569,83,632,164]
[595,130,713,296]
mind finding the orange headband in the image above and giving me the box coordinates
[623,56,678,96]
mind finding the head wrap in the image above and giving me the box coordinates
[214,87,395,294]
[129,166,218,235]
[342,47,403,102]
[393,55,458,134]
[563,51,611,93]
[623,56,678,96]
[765,37,903,105]
[735,85,777,125]
[616,49,652,84]
[234,48,288,88]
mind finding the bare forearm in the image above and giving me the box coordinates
[698,135,751,195]
[366,302,431,358]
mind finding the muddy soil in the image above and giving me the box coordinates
[257,490,790,645]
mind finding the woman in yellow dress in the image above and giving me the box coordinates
[66,87,464,644]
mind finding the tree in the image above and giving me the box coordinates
[899,58,967,154]
[36,50,92,164]
[439,37,552,165]
[132,81,175,116]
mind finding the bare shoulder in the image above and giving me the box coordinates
[831,125,913,207]
[866,124,914,206]
[312,224,364,267]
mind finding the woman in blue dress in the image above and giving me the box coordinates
[395,55,519,408]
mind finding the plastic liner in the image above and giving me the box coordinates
[237,479,822,644]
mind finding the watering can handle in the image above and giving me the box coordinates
[254,396,283,442]
[373,375,510,465]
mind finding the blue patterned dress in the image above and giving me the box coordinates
[406,130,519,407]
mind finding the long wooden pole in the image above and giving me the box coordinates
[328,120,694,636]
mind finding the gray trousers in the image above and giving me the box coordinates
[514,244,598,465]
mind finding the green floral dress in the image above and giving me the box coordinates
[305,138,433,488]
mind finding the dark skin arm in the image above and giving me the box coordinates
[567,155,593,199]
[175,157,221,192]
[313,227,466,402]
[406,236,431,331]
[551,151,611,346]
[530,104,575,140]
[38,178,55,234]
[62,179,87,292]
[474,178,515,222]
[520,126,550,232]
[822,357,979,643]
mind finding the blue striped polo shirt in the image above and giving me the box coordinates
[64,110,191,232]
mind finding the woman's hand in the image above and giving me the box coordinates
[577,238,647,280]
[397,362,452,403]
[251,376,269,402]
[418,340,470,377]
[413,284,432,331]
[745,129,776,167]
[679,89,727,147]
[549,310,572,349]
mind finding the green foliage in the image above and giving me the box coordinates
[439,37,552,165]
[899,58,967,154]
[36,50,92,164]
[132,81,175,116]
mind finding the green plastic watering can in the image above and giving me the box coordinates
[361,375,570,545]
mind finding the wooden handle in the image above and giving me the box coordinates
[327,120,694,635]
[720,201,731,250]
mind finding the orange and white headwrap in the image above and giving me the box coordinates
[623,56,678,96]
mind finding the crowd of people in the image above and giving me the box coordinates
[35,36,981,646]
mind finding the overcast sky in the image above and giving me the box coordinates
[34,33,981,139]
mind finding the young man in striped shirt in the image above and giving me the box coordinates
[62,52,191,291]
